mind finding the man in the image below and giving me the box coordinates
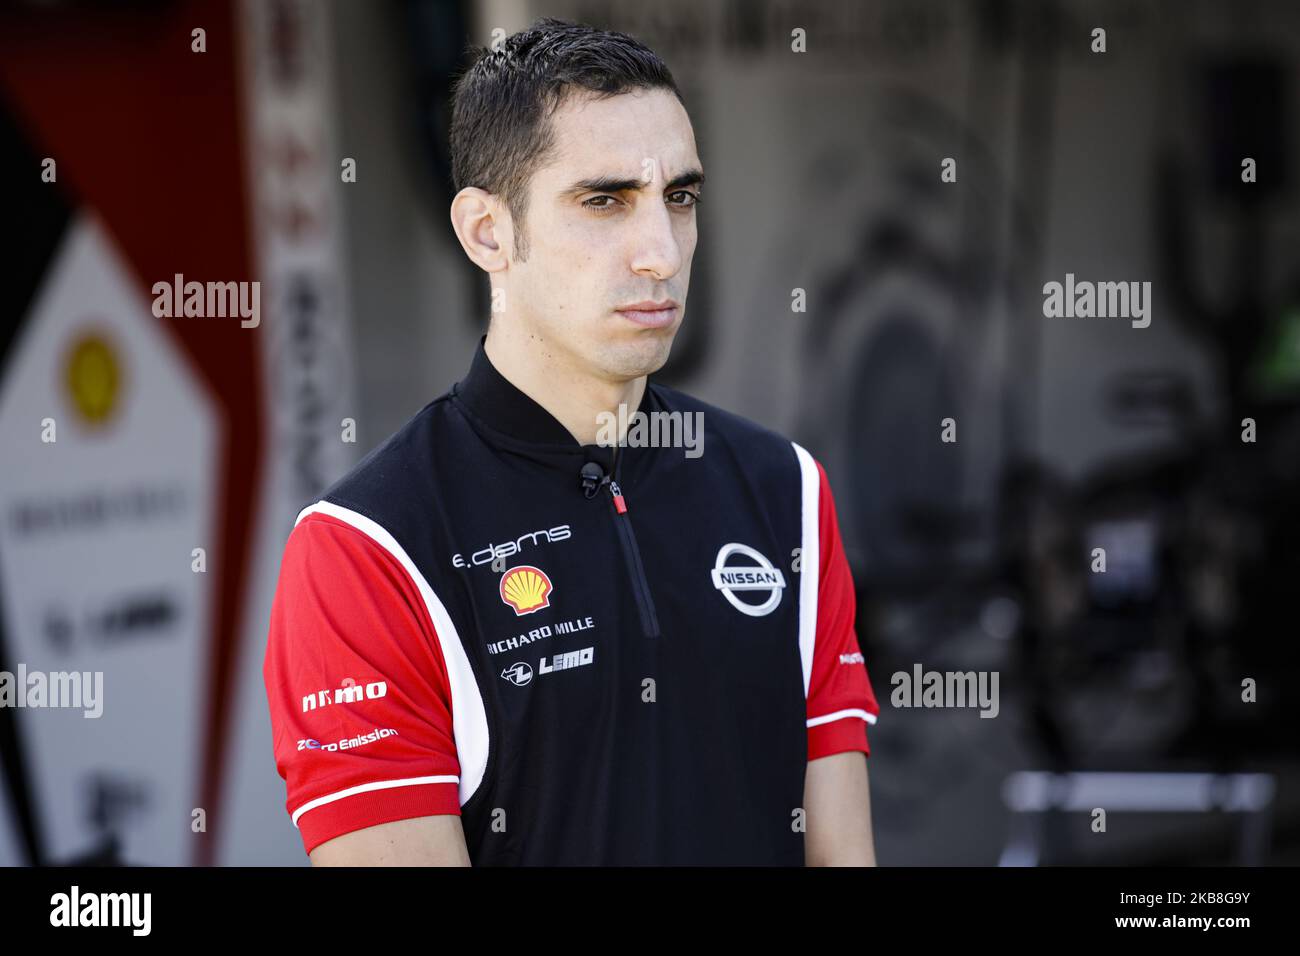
[263,17,880,866]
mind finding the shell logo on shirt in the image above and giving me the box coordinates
[500,565,554,616]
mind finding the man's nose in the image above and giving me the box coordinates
[628,200,684,281]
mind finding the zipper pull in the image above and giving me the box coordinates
[608,479,628,514]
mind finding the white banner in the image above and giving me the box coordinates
[0,215,219,864]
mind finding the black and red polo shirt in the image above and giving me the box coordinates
[263,336,880,864]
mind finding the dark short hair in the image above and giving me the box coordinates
[449,17,684,260]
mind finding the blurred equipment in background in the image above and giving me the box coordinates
[1000,50,1299,774]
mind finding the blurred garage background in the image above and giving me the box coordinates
[1,0,1298,865]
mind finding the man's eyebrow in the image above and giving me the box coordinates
[560,168,706,197]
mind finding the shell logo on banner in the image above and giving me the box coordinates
[499,565,554,616]
[64,329,123,427]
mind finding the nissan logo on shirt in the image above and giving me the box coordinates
[711,543,786,617]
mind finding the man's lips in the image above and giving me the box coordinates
[615,300,680,328]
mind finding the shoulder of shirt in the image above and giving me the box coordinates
[647,380,811,468]
[292,392,456,545]
[328,394,451,489]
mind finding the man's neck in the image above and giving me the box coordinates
[483,324,645,446]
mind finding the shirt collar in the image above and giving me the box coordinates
[452,334,656,448]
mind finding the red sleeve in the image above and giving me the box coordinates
[262,512,461,856]
[806,459,881,760]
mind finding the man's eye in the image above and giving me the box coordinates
[669,191,701,208]
[583,195,620,212]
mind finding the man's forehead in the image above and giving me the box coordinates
[541,88,700,182]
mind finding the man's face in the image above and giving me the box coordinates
[503,87,702,383]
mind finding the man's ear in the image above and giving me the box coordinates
[450,187,512,273]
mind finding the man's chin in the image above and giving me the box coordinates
[602,331,676,379]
